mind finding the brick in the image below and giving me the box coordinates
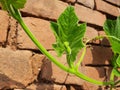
[22,0,68,19]
[82,67,106,90]
[40,51,85,85]
[31,54,45,78]
[78,46,112,65]
[84,26,99,44]
[95,0,120,16]
[84,67,106,81]
[61,0,76,3]
[75,4,106,26]
[8,17,17,50]
[17,17,55,50]
[98,31,110,46]
[77,0,95,9]
[85,26,98,40]
[104,0,120,6]
[40,51,107,89]
[0,48,44,88]
[25,83,66,90]
[0,10,9,43]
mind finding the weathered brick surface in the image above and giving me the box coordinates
[78,46,112,65]
[85,26,98,40]
[0,48,44,88]
[95,0,120,16]
[98,31,110,46]
[25,83,67,90]
[77,0,95,9]
[22,0,68,19]
[104,0,120,6]
[40,51,107,87]
[17,17,99,50]
[61,0,76,3]
[40,51,85,85]
[0,10,9,43]
[0,0,118,89]
[8,17,17,50]
[75,4,106,26]
[31,54,45,78]
[17,17,55,50]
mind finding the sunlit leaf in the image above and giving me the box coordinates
[103,16,120,54]
[50,6,86,65]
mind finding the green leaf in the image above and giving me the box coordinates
[113,68,120,77]
[50,22,65,56]
[103,16,120,54]
[0,0,26,10]
[50,6,86,64]
[111,53,119,68]
[116,55,120,67]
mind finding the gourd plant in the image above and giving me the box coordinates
[0,0,120,89]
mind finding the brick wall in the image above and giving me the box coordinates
[0,0,120,90]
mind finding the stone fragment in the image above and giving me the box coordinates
[8,17,17,50]
[95,0,120,16]
[75,4,106,26]
[104,0,120,6]
[22,0,68,19]
[0,48,44,88]
[17,17,55,50]
[31,54,45,77]
[0,10,9,44]
[77,0,95,9]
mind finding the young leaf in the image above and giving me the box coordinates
[0,0,26,10]
[116,55,120,67]
[113,68,120,77]
[50,6,86,64]
[103,16,120,54]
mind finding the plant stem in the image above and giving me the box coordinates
[74,71,113,86]
[18,17,114,86]
[18,17,71,72]
[76,47,86,70]
[7,4,114,86]
[110,68,115,90]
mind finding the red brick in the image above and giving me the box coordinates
[0,47,44,88]
[61,0,76,3]
[40,51,85,85]
[98,31,110,46]
[22,0,68,19]
[75,4,106,26]
[82,67,106,90]
[0,10,9,43]
[77,0,95,9]
[25,83,67,90]
[78,46,112,65]
[95,0,120,16]
[104,0,120,6]
[17,17,55,50]
[84,67,106,81]
[85,26,98,40]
